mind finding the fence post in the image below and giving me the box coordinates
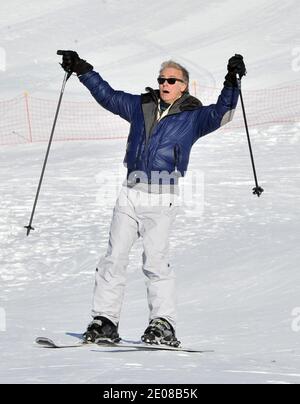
[24,92,33,143]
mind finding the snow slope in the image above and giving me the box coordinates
[1,125,300,384]
[0,0,300,98]
[0,0,300,384]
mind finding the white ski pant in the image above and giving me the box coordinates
[92,186,179,329]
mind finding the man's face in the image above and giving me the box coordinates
[158,67,187,104]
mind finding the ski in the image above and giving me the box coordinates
[35,337,84,349]
[35,337,213,353]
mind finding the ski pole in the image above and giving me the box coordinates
[236,74,264,197]
[25,67,72,236]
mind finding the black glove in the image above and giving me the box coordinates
[224,54,246,87]
[58,50,93,76]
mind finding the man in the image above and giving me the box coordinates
[59,51,245,346]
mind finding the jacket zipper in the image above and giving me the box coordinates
[145,102,183,172]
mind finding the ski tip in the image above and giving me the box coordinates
[35,336,51,343]
[35,337,56,348]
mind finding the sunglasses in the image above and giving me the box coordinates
[157,77,185,85]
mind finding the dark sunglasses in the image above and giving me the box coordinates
[157,77,185,85]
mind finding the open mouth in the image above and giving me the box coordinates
[163,90,170,94]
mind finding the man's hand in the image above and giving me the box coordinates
[57,50,93,76]
[224,54,246,87]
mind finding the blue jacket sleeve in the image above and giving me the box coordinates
[193,86,239,143]
[79,70,140,122]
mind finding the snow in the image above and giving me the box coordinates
[0,0,300,385]
[1,0,300,98]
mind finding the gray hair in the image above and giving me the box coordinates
[159,60,190,84]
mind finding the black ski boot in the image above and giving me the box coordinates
[83,316,120,343]
[141,318,181,347]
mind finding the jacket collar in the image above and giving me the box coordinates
[142,87,202,111]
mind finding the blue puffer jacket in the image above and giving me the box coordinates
[79,71,239,182]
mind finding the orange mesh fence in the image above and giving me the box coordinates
[1,84,300,146]
[0,96,30,145]
[195,83,300,129]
